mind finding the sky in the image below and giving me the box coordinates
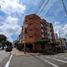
[0,0,67,42]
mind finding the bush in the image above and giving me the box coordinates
[16,43,23,51]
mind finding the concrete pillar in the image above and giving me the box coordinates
[32,43,35,51]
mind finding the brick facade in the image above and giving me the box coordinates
[19,14,55,52]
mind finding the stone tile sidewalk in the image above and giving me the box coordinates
[11,48,30,56]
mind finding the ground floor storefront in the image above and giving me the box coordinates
[17,43,65,54]
[17,43,52,52]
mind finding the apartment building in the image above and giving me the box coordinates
[19,14,55,51]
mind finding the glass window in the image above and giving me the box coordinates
[29,29,32,31]
[29,23,33,25]
[29,35,33,38]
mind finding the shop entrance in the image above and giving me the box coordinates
[25,44,33,51]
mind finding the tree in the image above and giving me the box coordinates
[13,40,23,51]
[0,34,7,42]
[36,39,50,45]
[35,39,50,52]
[6,41,12,47]
[0,34,7,49]
[51,40,60,52]
[14,40,19,48]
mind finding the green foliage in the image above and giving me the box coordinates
[6,41,12,46]
[16,43,23,51]
[14,40,23,51]
[0,34,7,43]
[51,40,60,47]
[35,39,50,45]
[0,34,7,49]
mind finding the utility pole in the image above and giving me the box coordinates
[23,24,28,54]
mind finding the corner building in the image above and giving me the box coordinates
[19,14,55,52]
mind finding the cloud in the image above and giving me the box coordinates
[0,0,26,41]
[0,0,26,15]
[0,16,21,42]
[53,22,67,39]
[61,24,67,37]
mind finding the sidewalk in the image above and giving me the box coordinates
[64,50,67,53]
[11,48,30,56]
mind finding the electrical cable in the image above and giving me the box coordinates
[38,0,50,14]
[61,0,67,16]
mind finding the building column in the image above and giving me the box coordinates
[32,43,35,51]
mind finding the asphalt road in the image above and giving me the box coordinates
[0,52,67,67]
[36,53,67,67]
[8,55,47,67]
[0,50,9,63]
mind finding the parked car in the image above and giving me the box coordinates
[5,45,12,52]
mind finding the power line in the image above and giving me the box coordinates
[36,0,45,13]
[38,0,67,16]
[38,0,50,14]
[61,0,67,16]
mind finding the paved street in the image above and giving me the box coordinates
[9,55,47,67]
[36,53,67,67]
[0,50,10,67]
[0,49,67,67]
[0,50,10,64]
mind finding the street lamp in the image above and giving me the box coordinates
[23,24,28,54]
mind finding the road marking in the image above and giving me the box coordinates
[45,56,67,64]
[64,57,67,59]
[52,58,67,63]
[54,55,67,59]
[40,57,58,67]
[5,55,13,67]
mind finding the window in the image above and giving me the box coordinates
[29,23,33,25]
[41,29,44,32]
[29,29,32,31]
[42,34,44,38]
[25,20,27,22]
[41,27,43,29]
[24,28,27,33]
[29,35,33,38]
[30,17,33,19]
[41,24,43,27]
[42,38,44,40]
